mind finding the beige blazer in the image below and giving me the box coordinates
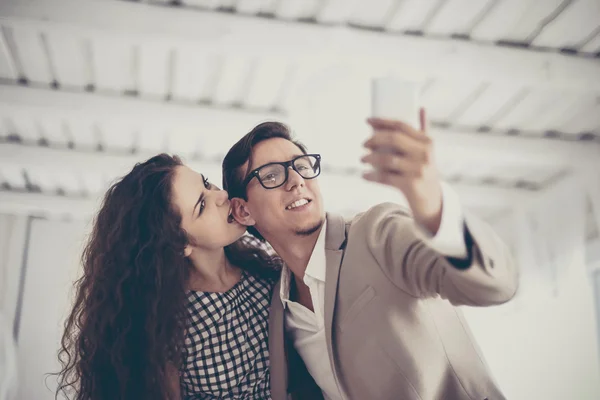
[268,202,518,400]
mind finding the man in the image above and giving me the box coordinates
[222,109,518,400]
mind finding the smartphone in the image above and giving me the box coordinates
[371,77,420,128]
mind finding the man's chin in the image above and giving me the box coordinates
[294,218,324,237]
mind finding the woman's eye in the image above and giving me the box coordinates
[199,200,205,215]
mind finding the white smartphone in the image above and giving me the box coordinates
[371,77,420,128]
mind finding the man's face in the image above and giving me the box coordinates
[243,137,325,241]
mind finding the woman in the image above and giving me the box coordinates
[54,154,280,400]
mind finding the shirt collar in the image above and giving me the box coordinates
[279,220,328,307]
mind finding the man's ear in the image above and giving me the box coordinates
[230,197,256,227]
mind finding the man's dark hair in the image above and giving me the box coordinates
[222,121,307,241]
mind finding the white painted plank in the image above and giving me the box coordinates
[236,0,272,15]
[9,25,51,84]
[138,42,172,99]
[23,167,60,193]
[532,0,600,49]
[36,114,69,146]
[44,31,87,88]
[455,82,525,127]
[166,126,202,159]
[316,0,362,24]
[420,78,483,123]
[92,36,136,94]
[493,88,600,134]
[134,122,169,154]
[0,166,26,190]
[182,0,222,10]
[2,0,600,90]
[521,91,597,133]
[2,83,598,167]
[244,57,289,109]
[348,0,398,27]
[2,111,41,143]
[96,119,137,152]
[386,0,444,32]
[66,116,101,150]
[0,29,18,80]
[212,55,253,106]
[556,100,600,134]
[275,0,320,20]
[171,46,218,102]
[78,170,105,197]
[472,0,541,41]
[425,0,496,36]
[579,31,600,53]
[501,0,565,43]
[538,92,598,132]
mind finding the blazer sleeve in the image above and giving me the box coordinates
[362,202,519,306]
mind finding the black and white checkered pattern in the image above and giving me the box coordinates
[181,269,274,400]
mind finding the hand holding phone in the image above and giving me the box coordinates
[371,77,420,128]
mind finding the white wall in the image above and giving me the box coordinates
[463,261,600,400]
[6,216,600,399]
[15,218,88,400]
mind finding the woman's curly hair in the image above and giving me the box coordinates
[53,154,279,400]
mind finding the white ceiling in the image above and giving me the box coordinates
[0,0,599,237]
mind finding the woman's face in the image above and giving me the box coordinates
[170,165,246,254]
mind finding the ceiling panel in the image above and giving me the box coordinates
[420,78,484,123]
[579,31,600,53]
[348,0,397,27]
[275,0,320,20]
[138,42,173,99]
[171,48,220,103]
[454,82,525,127]
[9,25,52,84]
[532,0,600,49]
[236,0,270,15]
[478,0,565,43]
[386,0,443,31]
[244,57,289,109]
[555,98,600,134]
[425,0,496,36]
[0,28,18,80]
[92,36,136,94]
[317,0,362,24]
[0,166,26,190]
[36,114,69,146]
[96,120,137,152]
[66,116,101,150]
[4,111,41,143]
[182,0,222,10]
[44,31,88,88]
[212,55,253,106]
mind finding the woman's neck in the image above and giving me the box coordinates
[187,249,242,293]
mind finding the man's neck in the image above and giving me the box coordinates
[267,225,323,279]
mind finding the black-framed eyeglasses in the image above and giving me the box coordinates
[243,154,322,190]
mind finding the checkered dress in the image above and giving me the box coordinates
[180,269,275,400]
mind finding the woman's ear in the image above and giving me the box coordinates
[230,198,256,227]
[183,245,193,258]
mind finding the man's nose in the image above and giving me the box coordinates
[285,166,304,190]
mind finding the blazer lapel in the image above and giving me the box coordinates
[268,279,288,400]
[324,212,348,391]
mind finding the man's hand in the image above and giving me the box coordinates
[361,108,443,235]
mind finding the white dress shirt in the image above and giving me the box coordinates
[279,183,468,400]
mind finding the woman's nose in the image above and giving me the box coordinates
[217,189,229,206]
